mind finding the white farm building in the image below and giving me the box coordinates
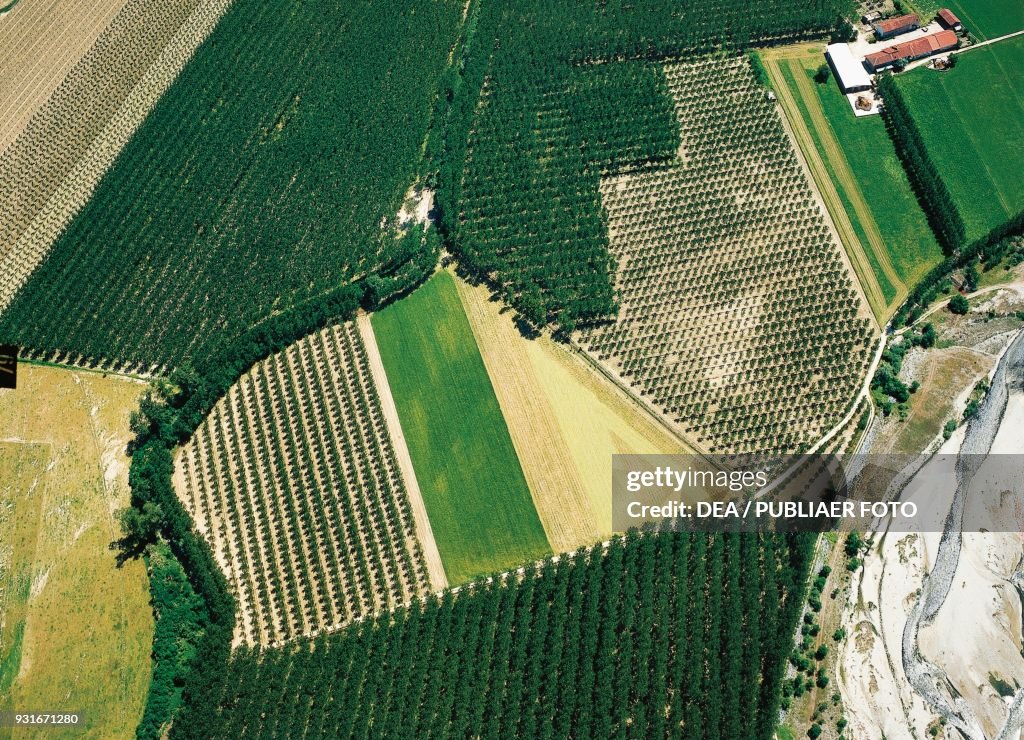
[825,43,872,93]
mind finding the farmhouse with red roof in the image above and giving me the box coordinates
[872,13,920,39]
[865,29,959,71]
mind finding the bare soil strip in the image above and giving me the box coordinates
[356,313,448,591]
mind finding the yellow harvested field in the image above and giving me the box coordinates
[0,364,152,737]
[0,0,130,155]
[455,275,686,541]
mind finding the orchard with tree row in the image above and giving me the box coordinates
[172,530,816,740]
[437,0,856,329]
[175,322,430,647]
[0,0,462,371]
[580,57,873,455]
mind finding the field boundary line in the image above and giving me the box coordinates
[356,313,448,591]
[786,53,905,296]
[564,337,710,459]
[16,357,151,383]
[757,331,887,499]
[954,28,1024,53]
[761,45,891,325]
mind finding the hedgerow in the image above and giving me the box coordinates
[877,74,966,254]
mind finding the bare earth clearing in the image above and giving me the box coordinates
[839,330,1024,740]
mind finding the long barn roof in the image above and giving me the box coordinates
[873,13,920,34]
[865,29,958,68]
[825,43,872,90]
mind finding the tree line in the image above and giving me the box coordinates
[170,530,817,740]
[432,0,854,331]
[122,237,435,736]
[877,74,967,254]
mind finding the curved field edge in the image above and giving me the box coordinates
[371,271,550,584]
[0,366,152,738]
[171,321,436,648]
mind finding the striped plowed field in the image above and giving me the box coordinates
[0,0,129,155]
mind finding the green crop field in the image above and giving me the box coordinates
[909,0,1024,41]
[768,47,944,318]
[0,0,461,371]
[893,36,1024,244]
[372,271,550,584]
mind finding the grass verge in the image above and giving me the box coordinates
[762,44,944,321]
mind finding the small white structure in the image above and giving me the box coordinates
[826,43,873,94]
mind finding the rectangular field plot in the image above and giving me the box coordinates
[765,46,944,318]
[372,272,551,584]
[174,323,432,647]
[892,36,1024,244]
[580,57,875,456]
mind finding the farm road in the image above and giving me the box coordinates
[757,330,887,499]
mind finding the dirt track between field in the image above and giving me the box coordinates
[357,313,448,591]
